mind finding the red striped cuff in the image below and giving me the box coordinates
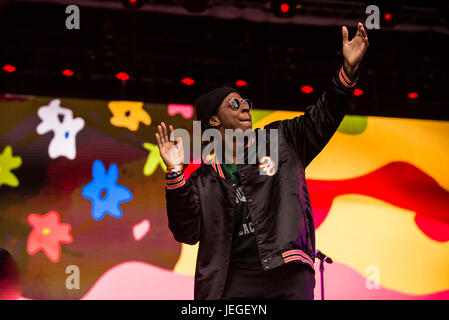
[281,249,315,269]
[338,65,358,88]
[166,173,186,190]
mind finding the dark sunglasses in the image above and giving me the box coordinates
[229,98,253,111]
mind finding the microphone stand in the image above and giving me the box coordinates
[315,250,333,300]
[319,258,325,300]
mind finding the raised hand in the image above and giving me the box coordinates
[155,122,184,167]
[342,22,369,78]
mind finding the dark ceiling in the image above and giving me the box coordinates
[1,1,449,120]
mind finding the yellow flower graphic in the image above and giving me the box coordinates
[0,145,22,187]
[143,142,166,176]
[108,101,151,131]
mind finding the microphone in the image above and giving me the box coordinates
[315,250,333,264]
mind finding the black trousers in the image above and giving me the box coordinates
[222,261,316,300]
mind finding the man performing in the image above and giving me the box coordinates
[156,22,369,299]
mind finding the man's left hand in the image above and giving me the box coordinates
[342,22,369,78]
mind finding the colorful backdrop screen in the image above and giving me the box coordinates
[0,94,448,300]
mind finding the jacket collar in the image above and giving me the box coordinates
[203,136,255,179]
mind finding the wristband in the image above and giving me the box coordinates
[166,164,183,173]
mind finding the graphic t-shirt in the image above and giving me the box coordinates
[221,162,261,265]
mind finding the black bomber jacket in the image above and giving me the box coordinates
[165,66,359,300]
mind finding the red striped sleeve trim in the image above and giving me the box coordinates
[282,249,314,266]
[166,174,184,184]
[338,66,357,88]
[283,255,314,269]
[282,250,314,265]
[165,174,186,189]
[166,178,186,189]
[340,66,352,84]
[284,255,313,266]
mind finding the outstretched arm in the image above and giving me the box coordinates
[280,22,369,168]
[156,122,201,245]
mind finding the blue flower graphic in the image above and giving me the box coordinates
[82,160,133,221]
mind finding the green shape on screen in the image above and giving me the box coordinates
[0,145,22,187]
[143,142,167,176]
[337,115,368,135]
[250,110,275,126]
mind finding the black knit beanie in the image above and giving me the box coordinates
[194,86,240,132]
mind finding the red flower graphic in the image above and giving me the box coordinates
[27,211,73,263]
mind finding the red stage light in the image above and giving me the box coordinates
[271,0,295,18]
[62,69,74,77]
[181,77,195,86]
[2,64,16,73]
[354,88,364,96]
[300,85,313,94]
[384,13,393,21]
[116,72,130,81]
[121,0,144,9]
[408,92,419,99]
[235,80,248,87]
[280,3,290,13]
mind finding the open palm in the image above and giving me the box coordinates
[155,122,184,167]
[342,22,369,74]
